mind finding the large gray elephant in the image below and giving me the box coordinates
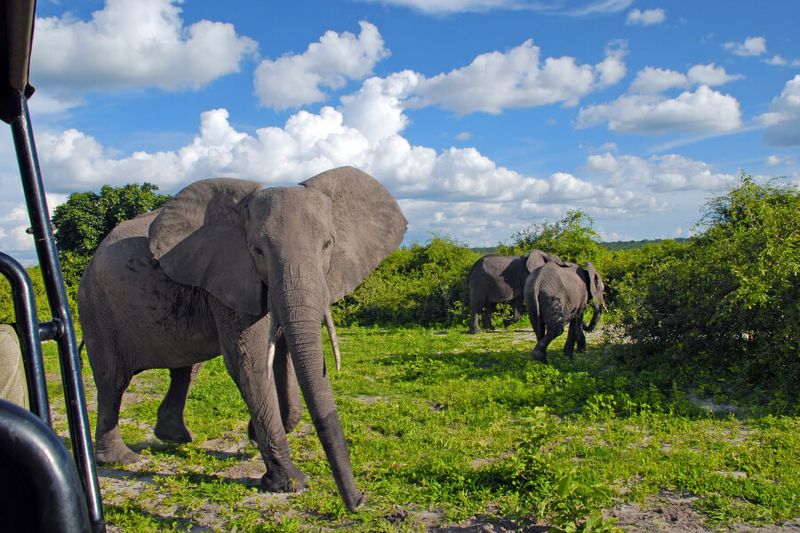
[467,249,566,333]
[78,167,407,511]
[523,261,605,362]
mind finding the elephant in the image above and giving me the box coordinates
[467,249,567,333]
[523,261,604,362]
[78,166,407,512]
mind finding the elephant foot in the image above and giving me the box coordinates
[502,318,515,329]
[154,419,193,444]
[531,350,548,364]
[260,463,308,493]
[95,438,140,465]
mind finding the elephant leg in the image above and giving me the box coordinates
[93,369,137,464]
[211,302,306,493]
[503,300,522,328]
[85,326,139,465]
[575,320,587,354]
[468,301,482,334]
[483,303,496,331]
[155,363,202,443]
[563,320,578,357]
[532,321,563,363]
[248,331,302,441]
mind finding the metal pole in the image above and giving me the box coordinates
[8,90,106,533]
[0,251,51,425]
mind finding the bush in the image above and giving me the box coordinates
[333,237,480,326]
[615,176,800,402]
[498,209,606,266]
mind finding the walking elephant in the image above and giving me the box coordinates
[467,249,566,333]
[78,166,407,511]
[524,261,605,362]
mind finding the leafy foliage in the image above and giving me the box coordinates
[333,237,480,326]
[499,209,605,265]
[615,176,800,403]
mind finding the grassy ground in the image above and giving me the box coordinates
[43,323,800,532]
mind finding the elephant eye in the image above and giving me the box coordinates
[323,239,333,251]
[253,245,264,256]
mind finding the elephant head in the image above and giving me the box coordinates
[525,249,568,272]
[147,166,407,510]
[578,262,605,332]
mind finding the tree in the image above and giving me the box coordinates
[52,183,172,290]
[499,209,604,265]
[616,175,800,402]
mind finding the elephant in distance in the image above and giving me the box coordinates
[524,261,605,362]
[78,167,407,511]
[467,249,567,334]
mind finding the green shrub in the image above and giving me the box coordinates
[615,176,800,402]
[333,236,480,326]
[498,209,606,266]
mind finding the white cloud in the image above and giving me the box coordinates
[413,39,626,114]
[629,64,741,94]
[724,36,767,57]
[358,0,633,16]
[0,84,660,251]
[760,75,800,146]
[585,152,738,192]
[33,0,256,95]
[339,71,418,143]
[766,155,782,166]
[253,21,389,109]
[625,8,666,26]
[686,64,743,86]
[577,85,742,135]
[765,54,800,67]
[629,67,688,94]
[455,131,473,141]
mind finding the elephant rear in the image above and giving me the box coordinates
[78,212,220,373]
[524,269,545,339]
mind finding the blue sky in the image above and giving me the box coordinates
[1,0,799,262]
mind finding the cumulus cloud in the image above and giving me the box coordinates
[760,75,800,146]
[413,39,626,114]
[625,8,666,26]
[0,82,660,251]
[357,0,633,16]
[33,0,256,94]
[629,64,741,94]
[577,85,742,135]
[253,21,389,109]
[724,36,767,57]
[585,152,738,192]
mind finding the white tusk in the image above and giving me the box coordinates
[324,307,341,371]
[266,312,278,383]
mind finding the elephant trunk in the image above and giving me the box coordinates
[583,303,602,332]
[274,279,363,512]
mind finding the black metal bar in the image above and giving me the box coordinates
[38,318,63,342]
[9,90,106,533]
[0,251,51,425]
[0,399,91,533]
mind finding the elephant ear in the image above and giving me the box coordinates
[525,249,567,271]
[149,178,265,315]
[302,166,407,303]
[581,262,601,302]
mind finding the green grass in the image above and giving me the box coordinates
[41,324,800,531]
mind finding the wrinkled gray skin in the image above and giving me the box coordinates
[78,167,407,511]
[467,250,567,334]
[524,262,605,362]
